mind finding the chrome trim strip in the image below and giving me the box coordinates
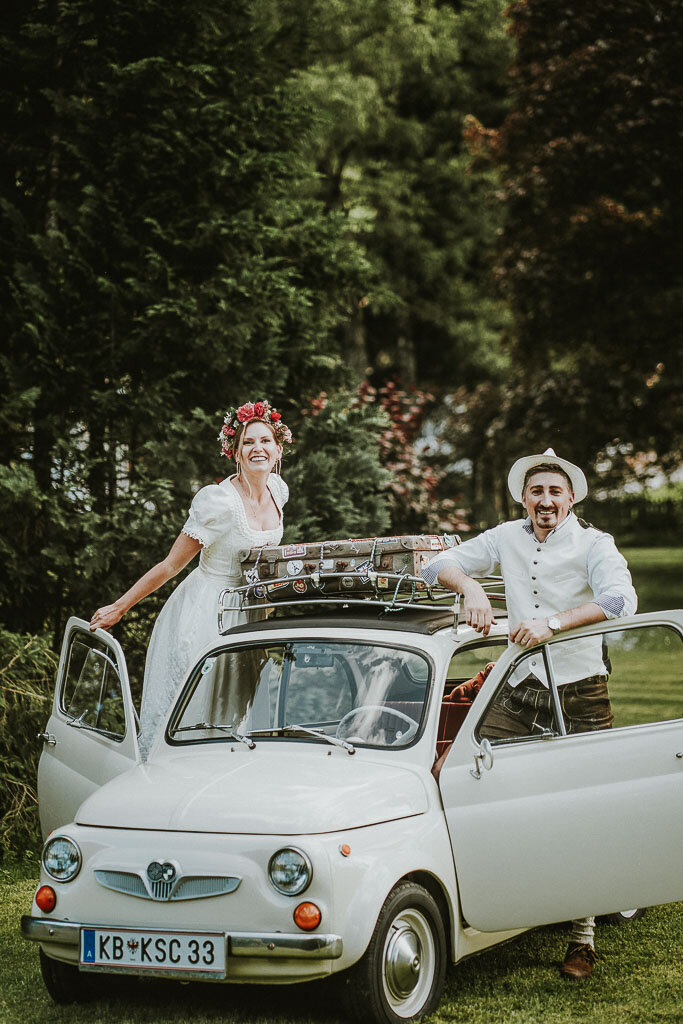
[21,917,79,946]
[21,917,342,960]
[230,932,343,959]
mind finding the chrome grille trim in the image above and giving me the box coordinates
[94,871,148,899]
[94,870,241,902]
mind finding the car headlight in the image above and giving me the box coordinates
[268,847,312,896]
[42,836,82,882]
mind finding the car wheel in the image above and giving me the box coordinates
[599,908,646,925]
[39,949,92,1004]
[341,881,447,1024]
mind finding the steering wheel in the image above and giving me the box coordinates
[336,705,419,745]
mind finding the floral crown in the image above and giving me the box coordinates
[218,400,293,460]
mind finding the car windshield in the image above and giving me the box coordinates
[168,640,431,750]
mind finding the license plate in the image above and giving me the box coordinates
[80,926,225,976]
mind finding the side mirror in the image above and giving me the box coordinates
[470,738,494,780]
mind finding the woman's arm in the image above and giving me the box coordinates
[90,533,201,631]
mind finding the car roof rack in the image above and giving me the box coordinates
[217,570,506,636]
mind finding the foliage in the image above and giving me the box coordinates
[0,630,57,859]
[488,0,683,476]
[357,380,467,534]
[294,0,513,388]
[283,389,391,540]
[0,0,370,642]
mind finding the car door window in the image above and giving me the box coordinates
[548,623,682,734]
[61,635,127,741]
[475,648,561,744]
[446,640,504,684]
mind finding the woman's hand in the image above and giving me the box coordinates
[90,603,124,631]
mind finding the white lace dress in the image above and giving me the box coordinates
[138,474,288,759]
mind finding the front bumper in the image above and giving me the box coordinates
[21,916,343,961]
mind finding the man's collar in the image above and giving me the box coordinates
[522,510,575,541]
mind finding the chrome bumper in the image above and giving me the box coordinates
[21,916,343,960]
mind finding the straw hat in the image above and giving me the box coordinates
[507,448,588,503]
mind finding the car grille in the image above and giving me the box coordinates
[94,870,241,902]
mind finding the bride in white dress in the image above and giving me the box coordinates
[90,400,292,758]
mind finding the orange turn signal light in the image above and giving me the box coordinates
[36,885,57,913]
[293,901,321,931]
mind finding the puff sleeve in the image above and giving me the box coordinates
[268,474,289,512]
[181,485,236,548]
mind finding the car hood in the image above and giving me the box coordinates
[75,749,429,834]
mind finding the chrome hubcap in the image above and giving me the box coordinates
[381,906,436,1017]
[385,925,422,999]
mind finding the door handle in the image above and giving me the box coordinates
[470,738,494,779]
[37,732,56,746]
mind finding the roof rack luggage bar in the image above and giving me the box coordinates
[217,572,505,635]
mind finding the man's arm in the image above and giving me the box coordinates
[436,566,496,636]
[510,603,606,648]
[422,531,500,637]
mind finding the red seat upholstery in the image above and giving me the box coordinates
[436,700,471,758]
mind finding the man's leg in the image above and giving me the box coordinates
[559,677,612,979]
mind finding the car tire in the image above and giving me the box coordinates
[340,881,447,1024]
[39,949,92,1004]
[598,908,646,925]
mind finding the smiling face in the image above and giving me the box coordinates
[236,420,282,477]
[522,470,574,538]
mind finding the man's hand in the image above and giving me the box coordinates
[509,618,553,648]
[462,581,495,636]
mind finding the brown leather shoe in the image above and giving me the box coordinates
[560,942,596,980]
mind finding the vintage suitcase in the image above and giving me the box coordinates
[240,534,455,601]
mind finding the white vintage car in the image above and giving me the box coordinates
[23,591,683,1024]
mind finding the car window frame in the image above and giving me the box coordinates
[473,616,683,747]
[165,636,437,752]
[59,632,128,742]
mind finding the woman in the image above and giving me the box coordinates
[90,400,292,758]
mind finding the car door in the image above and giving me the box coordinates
[438,610,683,932]
[37,617,140,837]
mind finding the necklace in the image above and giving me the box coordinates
[238,480,265,526]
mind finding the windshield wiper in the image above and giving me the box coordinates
[173,722,255,749]
[248,724,355,755]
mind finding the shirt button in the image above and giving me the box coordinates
[533,591,538,595]
[534,604,540,608]
[536,547,541,552]
[531,576,536,580]
[533,561,538,565]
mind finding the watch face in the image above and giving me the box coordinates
[548,617,561,632]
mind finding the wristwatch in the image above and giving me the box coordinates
[547,616,562,633]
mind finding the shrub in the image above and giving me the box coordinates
[0,630,57,860]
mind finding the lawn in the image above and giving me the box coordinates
[2,865,682,1024]
[622,547,682,613]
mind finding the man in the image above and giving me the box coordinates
[421,448,637,980]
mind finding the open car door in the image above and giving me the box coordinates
[37,616,140,837]
[439,610,683,931]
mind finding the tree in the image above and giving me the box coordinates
[294,0,513,389]
[0,0,370,641]
[491,0,683,478]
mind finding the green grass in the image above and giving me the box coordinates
[622,547,682,613]
[3,867,682,1024]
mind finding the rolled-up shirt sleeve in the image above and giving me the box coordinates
[588,533,638,618]
[421,528,501,586]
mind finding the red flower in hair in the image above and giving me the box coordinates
[237,403,255,422]
[254,401,266,417]
[271,411,282,421]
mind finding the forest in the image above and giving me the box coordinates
[1,0,681,854]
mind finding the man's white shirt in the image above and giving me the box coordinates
[422,512,637,686]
